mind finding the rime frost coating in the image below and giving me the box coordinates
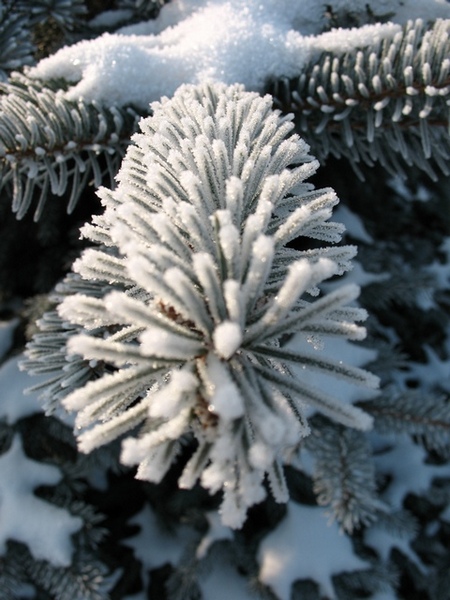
[24,82,378,527]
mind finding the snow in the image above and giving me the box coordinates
[123,503,198,595]
[196,510,233,559]
[0,317,17,360]
[27,0,435,109]
[205,353,244,419]
[287,334,378,424]
[199,560,257,600]
[0,355,43,422]
[147,369,198,418]
[88,9,133,29]
[364,521,421,569]
[127,502,373,600]
[369,592,396,600]
[196,517,255,599]
[421,237,450,309]
[374,434,450,507]
[335,204,373,244]
[404,346,450,393]
[139,325,202,359]
[125,503,197,567]
[364,437,430,567]
[124,507,251,599]
[0,355,83,566]
[213,321,242,359]
[442,503,450,523]
[340,260,390,288]
[0,435,82,566]
[258,502,369,600]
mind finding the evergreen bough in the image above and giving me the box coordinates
[0,74,140,220]
[267,18,450,179]
[23,82,379,528]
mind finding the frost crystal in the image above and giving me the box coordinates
[24,82,378,528]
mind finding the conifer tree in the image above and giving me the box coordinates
[0,1,449,599]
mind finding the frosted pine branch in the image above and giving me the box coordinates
[23,82,378,528]
[268,19,450,179]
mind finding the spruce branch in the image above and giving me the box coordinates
[374,508,418,538]
[0,0,88,73]
[14,543,115,600]
[304,416,384,532]
[333,563,399,600]
[113,0,169,25]
[267,19,450,179]
[362,389,450,453]
[0,74,141,220]
[361,337,410,385]
[0,8,35,79]
[23,82,378,528]
[360,264,436,311]
[0,543,26,600]
[24,0,88,30]
[22,274,118,416]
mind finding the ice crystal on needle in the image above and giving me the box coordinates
[24,82,378,527]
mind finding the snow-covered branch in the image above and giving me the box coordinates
[22,82,379,528]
